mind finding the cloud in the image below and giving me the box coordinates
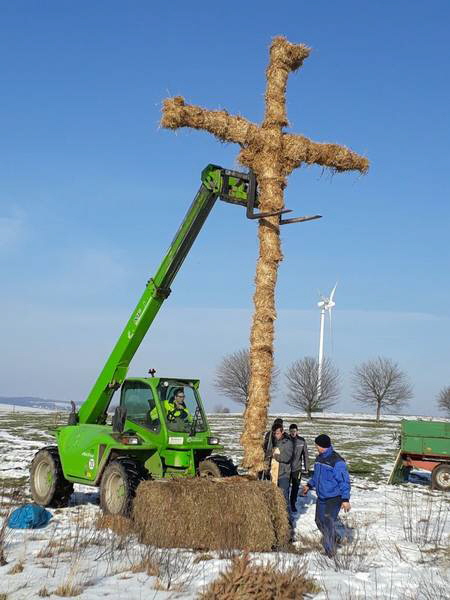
[55,248,130,297]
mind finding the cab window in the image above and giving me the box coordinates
[121,382,160,432]
[158,382,206,434]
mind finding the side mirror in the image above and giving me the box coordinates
[112,406,127,433]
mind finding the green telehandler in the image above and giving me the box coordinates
[30,164,293,516]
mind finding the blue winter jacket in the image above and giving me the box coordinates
[307,446,351,501]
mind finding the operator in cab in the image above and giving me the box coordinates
[164,388,192,426]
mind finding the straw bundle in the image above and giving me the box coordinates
[132,477,290,552]
[199,553,318,600]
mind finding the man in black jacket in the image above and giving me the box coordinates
[288,423,309,512]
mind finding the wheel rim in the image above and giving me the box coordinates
[199,462,220,477]
[105,472,126,513]
[34,460,53,496]
[200,469,216,477]
[436,468,450,489]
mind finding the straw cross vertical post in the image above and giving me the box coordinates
[161,36,368,473]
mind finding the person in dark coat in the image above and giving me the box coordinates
[302,434,351,557]
[271,423,294,506]
[260,418,283,479]
[288,423,309,513]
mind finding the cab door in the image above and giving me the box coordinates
[120,380,162,441]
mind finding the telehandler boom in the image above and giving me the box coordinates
[30,165,281,515]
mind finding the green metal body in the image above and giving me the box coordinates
[56,377,220,484]
[55,165,252,485]
[400,419,450,457]
[388,419,450,485]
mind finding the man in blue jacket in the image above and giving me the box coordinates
[302,434,351,557]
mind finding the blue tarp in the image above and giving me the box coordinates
[8,503,52,529]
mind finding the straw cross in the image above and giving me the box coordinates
[162,37,368,473]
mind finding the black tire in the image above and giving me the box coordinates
[30,446,74,507]
[200,455,238,477]
[199,459,222,478]
[100,459,144,516]
[431,463,450,491]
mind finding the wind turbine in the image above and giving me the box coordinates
[317,283,337,398]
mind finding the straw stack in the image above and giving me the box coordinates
[133,477,290,551]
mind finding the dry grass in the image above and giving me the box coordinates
[95,514,135,536]
[37,538,87,558]
[198,553,319,599]
[0,484,23,566]
[396,489,449,547]
[402,571,450,600]
[129,554,160,577]
[314,520,374,573]
[292,533,323,555]
[133,477,290,551]
[37,588,51,598]
[193,553,214,563]
[7,561,24,574]
[53,582,83,597]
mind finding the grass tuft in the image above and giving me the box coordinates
[7,561,24,574]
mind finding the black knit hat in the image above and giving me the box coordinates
[315,434,331,448]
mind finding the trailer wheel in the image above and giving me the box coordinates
[100,459,144,516]
[30,447,74,507]
[431,464,450,491]
[199,455,238,478]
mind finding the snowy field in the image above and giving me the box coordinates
[0,407,449,599]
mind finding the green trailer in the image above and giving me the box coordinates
[388,419,450,490]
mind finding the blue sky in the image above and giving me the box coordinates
[1,1,449,416]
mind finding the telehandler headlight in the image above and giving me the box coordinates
[208,437,219,445]
[120,435,140,445]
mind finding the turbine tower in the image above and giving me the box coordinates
[317,283,337,398]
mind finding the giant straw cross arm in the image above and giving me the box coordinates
[162,97,367,176]
[161,36,368,473]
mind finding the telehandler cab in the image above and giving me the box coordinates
[30,164,294,516]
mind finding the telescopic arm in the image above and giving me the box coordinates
[77,165,252,424]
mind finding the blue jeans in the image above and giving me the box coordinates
[315,496,342,556]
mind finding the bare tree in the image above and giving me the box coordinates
[437,386,450,417]
[351,357,413,421]
[214,349,278,407]
[285,356,340,419]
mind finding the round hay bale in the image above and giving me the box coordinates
[132,477,290,552]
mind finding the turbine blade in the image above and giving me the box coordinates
[329,282,338,303]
